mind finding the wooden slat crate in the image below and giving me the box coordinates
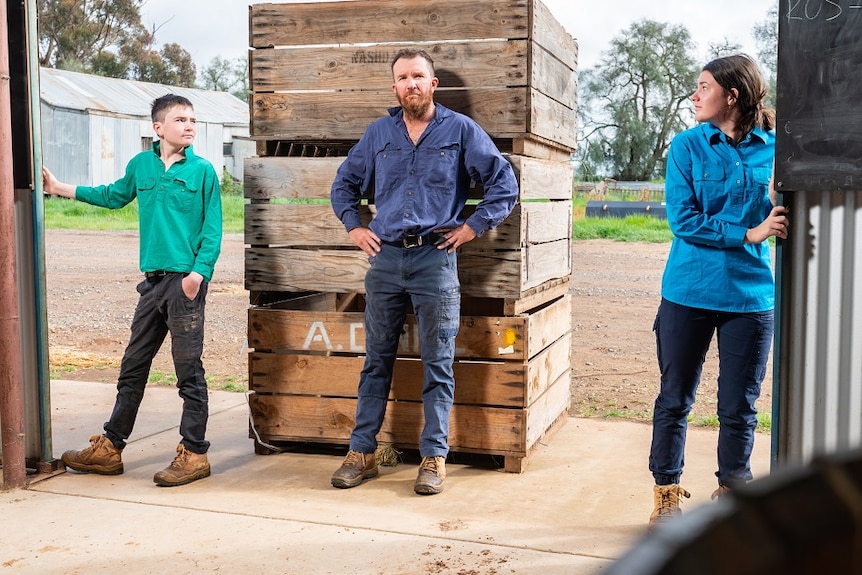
[249,0,578,155]
[244,154,573,308]
[245,0,577,471]
[248,292,572,472]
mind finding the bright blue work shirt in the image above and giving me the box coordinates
[661,122,776,313]
[330,104,518,240]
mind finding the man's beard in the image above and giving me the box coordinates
[400,92,432,120]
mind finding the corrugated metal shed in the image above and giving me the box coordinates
[775,190,862,466]
[39,67,252,185]
[40,67,248,126]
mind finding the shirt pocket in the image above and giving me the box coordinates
[420,142,460,191]
[136,176,158,209]
[751,167,771,195]
[375,144,409,192]
[692,161,727,213]
[169,177,199,214]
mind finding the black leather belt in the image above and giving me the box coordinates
[145,270,169,279]
[382,233,443,249]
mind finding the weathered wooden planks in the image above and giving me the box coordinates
[247,293,572,466]
[243,153,573,299]
[249,332,571,408]
[249,0,577,150]
[244,201,571,249]
[250,40,532,93]
[243,154,574,201]
[245,241,571,298]
[248,370,570,459]
[244,0,577,470]
[249,295,570,361]
[251,88,532,141]
[251,0,530,48]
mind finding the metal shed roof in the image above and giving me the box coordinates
[39,67,248,126]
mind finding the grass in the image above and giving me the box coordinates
[573,213,672,242]
[44,182,673,242]
[210,376,247,393]
[143,371,247,392]
[588,407,772,434]
[44,193,246,234]
[689,412,772,434]
[48,348,121,380]
[573,397,772,434]
[148,371,177,387]
[571,184,673,242]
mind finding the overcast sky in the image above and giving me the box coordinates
[140,0,776,73]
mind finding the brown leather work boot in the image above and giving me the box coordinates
[648,484,691,530]
[153,444,211,487]
[62,434,124,475]
[331,450,378,489]
[711,484,732,500]
[414,456,446,495]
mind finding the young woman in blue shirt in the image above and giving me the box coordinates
[648,54,789,529]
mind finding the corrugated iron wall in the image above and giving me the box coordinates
[40,104,90,185]
[775,190,862,467]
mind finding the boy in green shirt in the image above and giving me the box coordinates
[42,94,223,486]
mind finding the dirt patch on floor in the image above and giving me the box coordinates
[45,230,772,424]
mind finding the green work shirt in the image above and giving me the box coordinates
[75,143,223,281]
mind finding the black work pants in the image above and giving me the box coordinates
[103,273,210,454]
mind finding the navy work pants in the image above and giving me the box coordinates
[649,298,773,486]
[348,242,460,458]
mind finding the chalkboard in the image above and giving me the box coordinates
[775,1,862,192]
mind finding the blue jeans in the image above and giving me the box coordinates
[649,298,773,486]
[104,273,210,454]
[349,243,460,457]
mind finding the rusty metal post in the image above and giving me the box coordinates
[0,0,27,489]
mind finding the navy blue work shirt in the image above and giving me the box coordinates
[330,104,518,241]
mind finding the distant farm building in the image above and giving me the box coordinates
[39,67,254,186]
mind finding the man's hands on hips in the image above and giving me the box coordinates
[435,224,476,253]
[347,224,478,256]
[348,227,382,256]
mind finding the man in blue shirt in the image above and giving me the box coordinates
[330,47,518,495]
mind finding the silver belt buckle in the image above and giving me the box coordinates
[402,235,423,248]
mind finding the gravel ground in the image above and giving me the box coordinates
[46,230,249,388]
[44,230,772,423]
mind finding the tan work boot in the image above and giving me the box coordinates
[648,484,691,530]
[153,444,211,487]
[711,484,731,500]
[414,456,446,495]
[62,434,124,475]
[331,450,378,489]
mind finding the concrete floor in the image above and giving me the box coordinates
[0,379,770,574]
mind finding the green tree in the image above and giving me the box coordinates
[198,56,250,102]
[37,0,195,87]
[577,20,699,181]
[752,1,778,107]
[129,42,196,86]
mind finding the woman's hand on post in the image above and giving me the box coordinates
[745,205,789,244]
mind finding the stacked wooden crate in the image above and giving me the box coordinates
[245,0,577,472]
